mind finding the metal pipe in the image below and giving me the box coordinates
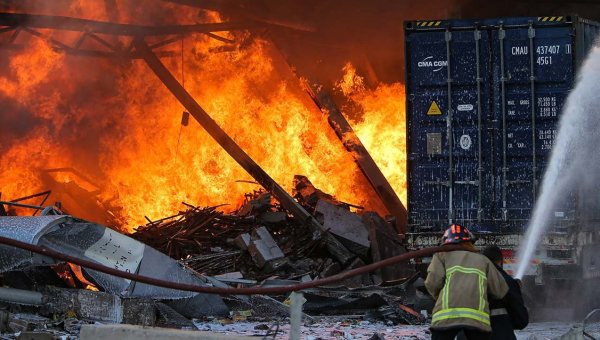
[0,234,467,295]
[290,292,303,339]
[445,29,454,225]
[529,23,538,203]
[0,287,42,306]
[499,24,509,221]
[475,28,483,222]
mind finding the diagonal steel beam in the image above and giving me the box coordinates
[0,12,263,36]
[132,37,354,264]
[269,35,408,234]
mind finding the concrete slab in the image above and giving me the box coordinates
[315,200,370,256]
[80,324,249,340]
[248,227,284,267]
[235,234,251,250]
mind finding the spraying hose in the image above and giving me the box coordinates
[0,235,467,295]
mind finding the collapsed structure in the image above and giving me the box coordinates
[0,176,423,338]
[0,5,419,338]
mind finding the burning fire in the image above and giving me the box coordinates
[336,62,407,205]
[0,1,406,231]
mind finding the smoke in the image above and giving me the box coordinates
[516,43,600,278]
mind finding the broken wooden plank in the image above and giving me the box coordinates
[133,37,353,265]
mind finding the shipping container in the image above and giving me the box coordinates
[404,15,600,285]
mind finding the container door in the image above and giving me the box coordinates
[407,29,492,231]
[492,25,576,229]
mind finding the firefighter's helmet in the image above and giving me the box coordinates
[442,224,476,245]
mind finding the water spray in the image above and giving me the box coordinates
[516,45,600,279]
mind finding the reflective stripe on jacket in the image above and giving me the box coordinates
[425,250,509,332]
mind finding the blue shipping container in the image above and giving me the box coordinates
[405,15,600,233]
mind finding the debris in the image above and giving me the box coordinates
[8,314,49,333]
[121,299,156,326]
[321,261,341,278]
[363,212,414,282]
[238,193,272,216]
[264,257,292,273]
[338,258,373,288]
[215,272,244,280]
[79,324,249,340]
[368,333,386,340]
[229,311,251,322]
[63,317,82,334]
[17,331,54,340]
[257,212,287,224]
[43,287,122,323]
[0,216,230,317]
[293,175,343,208]
[248,227,285,267]
[283,294,307,307]
[235,234,251,250]
[315,200,370,256]
[154,302,196,329]
[250,295,313,320]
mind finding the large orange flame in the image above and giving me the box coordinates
[336,62,407,205]
[0,1,406,232]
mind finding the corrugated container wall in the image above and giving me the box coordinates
[405,16,600,233]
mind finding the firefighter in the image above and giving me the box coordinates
[481,245,529,339]
[425,225,509,340]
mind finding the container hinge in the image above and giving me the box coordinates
[506,180,531,185]
[445,31,452,42]
[455,180,479,186]
[425,181,450,187]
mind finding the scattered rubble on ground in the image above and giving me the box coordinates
[0,176,426,339]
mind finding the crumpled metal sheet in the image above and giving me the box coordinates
[0,216,229,316]
[39,223,134,295]
[0,216,66,272]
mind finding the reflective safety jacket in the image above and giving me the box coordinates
[425,250,509,332]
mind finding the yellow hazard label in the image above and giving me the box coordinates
[538,16,563,22]
[427,101,442,115]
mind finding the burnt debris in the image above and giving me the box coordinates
[0,175,422,338]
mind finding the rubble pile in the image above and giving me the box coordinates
[0,176,425,339]
[128,176,413,285]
